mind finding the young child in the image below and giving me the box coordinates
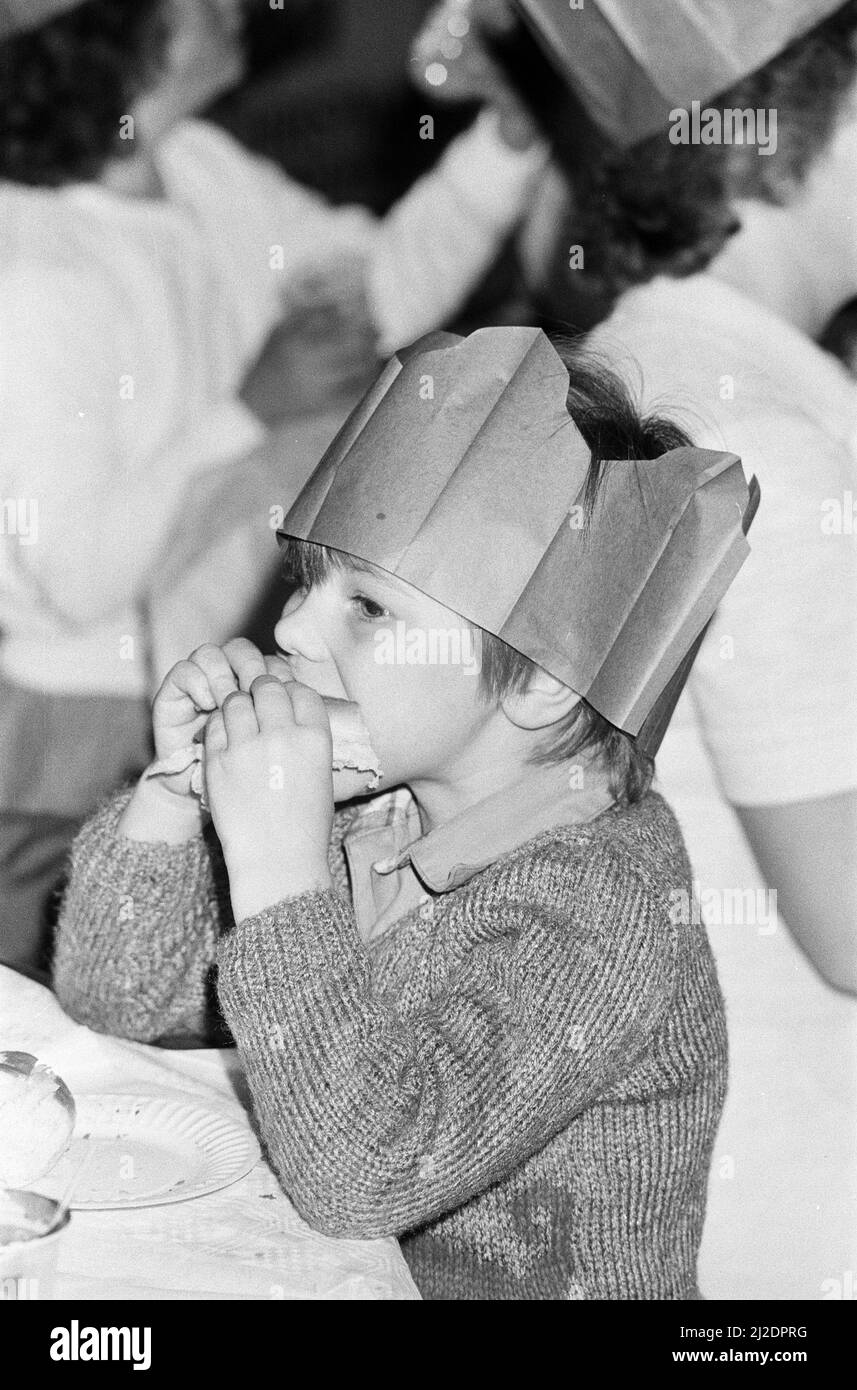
[53,328,757,1301]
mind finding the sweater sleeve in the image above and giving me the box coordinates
[52,793,361,1043]
[178,113,546,358]
[52,789,227,1043]
[215,840,678,1239]
[362,110,549,354]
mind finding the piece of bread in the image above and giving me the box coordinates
[145,743,205,796]
[324,696,383,789]
[0,1054,75,1188]
[146,695,382,800]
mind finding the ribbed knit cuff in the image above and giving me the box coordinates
[54,786,225,1038]
[217,888,370,1039]
[70,786,215,902]
[220,887,362,973]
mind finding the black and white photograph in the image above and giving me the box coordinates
[0,0,855,1344]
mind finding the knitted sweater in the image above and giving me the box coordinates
[53,787,728,1301]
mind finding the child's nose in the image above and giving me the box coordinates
[274,589,330,665]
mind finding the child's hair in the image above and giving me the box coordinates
[281,338,693,805]
[0,0,170,187]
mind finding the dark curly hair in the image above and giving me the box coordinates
[491,0,857,318]
[279,337,692,805]
[0,0,171,186]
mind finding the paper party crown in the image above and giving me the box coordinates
[277,327,759,755]
[0,0,87,39]
[513,0,847,146]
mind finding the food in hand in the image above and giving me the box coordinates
[145,743,206,798]
[0,1053,75,1188]
[324,696,383,790]
[146,695,382,801]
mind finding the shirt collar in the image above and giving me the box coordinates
[369,760,616,895]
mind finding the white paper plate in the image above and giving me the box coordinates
[38,1093,260,1210]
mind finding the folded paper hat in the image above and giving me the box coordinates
[513,0,847,146]
[0,0,83,39]
[277,327,759,755]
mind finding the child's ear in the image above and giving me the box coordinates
[500,668,581,731]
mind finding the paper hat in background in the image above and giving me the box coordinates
[277,328,759,755]
[513,0,848,146]
[0,0,84,39]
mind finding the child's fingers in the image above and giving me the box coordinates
[181,709,214,742]
[221,638,269,692]
[156,659,218,716]
[279,680,329,730]
[249,675,298,732]
[263,653,294,684]
[203,708,228,756]
[188,644,240,707]
[221,691,260,746]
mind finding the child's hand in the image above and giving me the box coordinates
[203,676,335,922]
[151,640,270,800]
[240,292,379,427]
[241,250,379,428]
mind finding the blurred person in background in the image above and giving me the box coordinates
[0,0,547,977]
[494,0,857,993]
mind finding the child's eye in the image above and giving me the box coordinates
[351,594,389,622]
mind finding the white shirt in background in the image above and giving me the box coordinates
[589,271,857,813]
[589,273,857,1305]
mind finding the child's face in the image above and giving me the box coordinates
[273,559,501,794]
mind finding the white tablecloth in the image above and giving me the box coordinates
[0,967,420,1301]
